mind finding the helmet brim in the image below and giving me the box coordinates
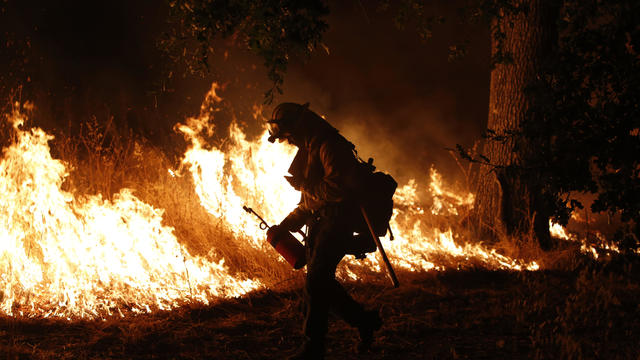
[267,120,282,143]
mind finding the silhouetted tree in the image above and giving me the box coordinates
[166,0,640,250]
[160,0,329,103]
[527,0,640,250]
[472,1,560,249]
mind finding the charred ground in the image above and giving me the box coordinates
[3,257,639,360]
[1,1,639,359]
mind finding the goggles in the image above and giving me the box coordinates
[267,121,288,143]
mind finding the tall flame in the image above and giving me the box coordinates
[176,86,540,281]
[0,106,259,318]
[2,84,544,319]
[174,85,300,250]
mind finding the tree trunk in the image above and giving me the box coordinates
[474,0,558,249]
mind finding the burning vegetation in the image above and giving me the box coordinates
[1,82,639,359]
[1,0,639,357]
[1,85,544,320]
[0,99,259,319]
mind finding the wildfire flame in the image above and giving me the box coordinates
[174,85,299,247]
[176,85,540,280]
[2,84,546,319]
[0,105,259,319]
[550,219,626,259]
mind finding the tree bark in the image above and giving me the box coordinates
[474,0,558,248]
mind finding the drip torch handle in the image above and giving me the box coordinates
[242,205,270,230]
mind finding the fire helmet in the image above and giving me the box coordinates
[267,102,309,143]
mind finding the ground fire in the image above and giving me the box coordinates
[2,1,638,357]
[0,85,548,320]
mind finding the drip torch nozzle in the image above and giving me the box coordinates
[242,205,307,240]
[242,205,270,230]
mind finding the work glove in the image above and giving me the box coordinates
[266,224,288,241]
[278,208,308,234]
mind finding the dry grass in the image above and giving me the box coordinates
[47,114,296,289]
[2,263,639,359]
[1,111,639,358]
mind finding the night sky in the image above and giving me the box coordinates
[1,0,490,182]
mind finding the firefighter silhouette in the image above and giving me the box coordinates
[267,102,382,360]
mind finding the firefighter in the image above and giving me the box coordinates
[266,102,382,360]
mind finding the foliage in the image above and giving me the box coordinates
[523,0,640,250]
[375,0,533,65]
[524,255,640,359]
[159,0,507,102]
[451,0,640,250]
[160,0,329,103]
[163,0,639,248]
[376,0,446,42]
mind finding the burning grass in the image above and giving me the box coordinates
[2,260,639,359]
[1,90,639,357]
[0,88,550,318]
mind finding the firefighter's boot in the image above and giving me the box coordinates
[357,310,382,353]
[287,338,325,360]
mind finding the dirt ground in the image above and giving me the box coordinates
[2,265,639,360]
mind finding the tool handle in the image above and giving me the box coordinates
[243,205,306,239]
[360,206,399,288]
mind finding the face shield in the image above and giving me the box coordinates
[267,121,293,143]
[268,102,307,143]
[267,121,281,143]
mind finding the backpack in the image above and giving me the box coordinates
[305,116,397,241]
[353,157,398,238]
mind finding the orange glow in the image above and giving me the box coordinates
[2,85,547,319]
[0,104,259,319]
[178,86,540,280]
[549,220,631,259]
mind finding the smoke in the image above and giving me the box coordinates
[1,0,490,186]
[329,99,466,183]
[278,1,490,184]
[0,0,190,142]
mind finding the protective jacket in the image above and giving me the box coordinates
[280,121,361,232]
[268,104,385,355]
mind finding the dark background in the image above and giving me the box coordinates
[1,0,490,182]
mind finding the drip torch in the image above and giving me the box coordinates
[242,205,306,269]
